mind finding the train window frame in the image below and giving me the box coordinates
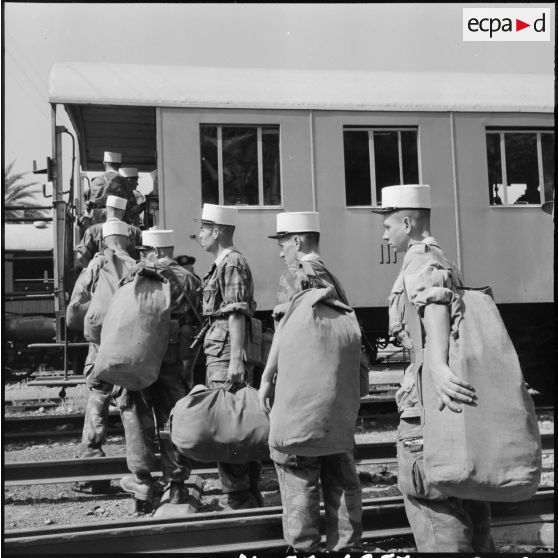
[343,126,421,208]
[199,124,282,208]
[485,128,554,208]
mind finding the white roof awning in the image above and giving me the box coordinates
[49,63,554,113]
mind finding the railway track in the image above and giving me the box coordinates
[4,489,553,554]
[3,398,400,441]
[4,440,399,486]
[5,433,553,486]
[5,403,552,442]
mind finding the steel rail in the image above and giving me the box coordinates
[4,441,400,486]
[4,489,553,554]
[3,399,400,440]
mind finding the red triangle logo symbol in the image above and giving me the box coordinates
[516,19,530,31]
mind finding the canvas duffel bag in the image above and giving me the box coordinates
[169,384,270,463]
[83,249,136,344]
[93,265,171,390]
[414,286,542,502]
[269,287,362,456]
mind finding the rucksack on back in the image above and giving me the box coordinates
[93,265,171,390]
[269,287,361,456]
[83,249,135,344]
[410,285,542,502]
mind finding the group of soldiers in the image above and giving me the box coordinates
[68,162,493,552]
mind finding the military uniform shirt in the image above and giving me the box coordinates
[75,223,142,267]
[202,248,256,365]
[389,236,464,418]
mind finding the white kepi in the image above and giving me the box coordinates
[268,211,320,239]
[106,195,127,210]
[142,228,175,248]
[197,203,238,227]
[371,184,431,213]
[102,219,128,238]
[119,167,139,178]
[103,151,122,164]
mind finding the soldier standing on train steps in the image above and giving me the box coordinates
[119,228,201,513]
[74,195,142,268]
[84,151,123,226]
[372,184,494,552]
[196,203,263,510]
[66,219,137,494]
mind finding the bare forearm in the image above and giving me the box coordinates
[422,303,450,365]
[228,312,245,361]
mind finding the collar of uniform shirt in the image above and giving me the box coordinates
[300,251,321,262]
[408,236,440,250]
[214,247,234,267]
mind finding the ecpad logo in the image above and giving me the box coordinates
[463,8,550,41]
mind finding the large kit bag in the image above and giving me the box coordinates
[269,287,362,456]
[169,384,270,463]
[93,266,171,390]
[410,285,542,502]
[83,250,135,344]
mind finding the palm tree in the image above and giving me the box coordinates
[4,160,49,220]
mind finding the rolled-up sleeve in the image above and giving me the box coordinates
[218,264,252,315]
[404,253,455,316]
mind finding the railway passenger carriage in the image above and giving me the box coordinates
[45,63,553,394]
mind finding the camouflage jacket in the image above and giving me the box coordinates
[74,223,142,267]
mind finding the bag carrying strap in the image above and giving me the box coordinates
[166,266,203,325]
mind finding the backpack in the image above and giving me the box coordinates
[93,265,171,390]
[83,249,135,344]
[406,283,542,502]
[269,287,362,456]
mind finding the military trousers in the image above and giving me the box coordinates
[271,450,363,552]
[397,416,494,552]
[205,361,260,495]
[118,361,192,484]
[82,347,113,453]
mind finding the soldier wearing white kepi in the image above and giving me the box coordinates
[85,151,123,225]
[372,184,493,552]
[67,219,136,494]
[74,195,142,268]
[259,212,363,552]
[119,228,201,513]
[119,167,146,227]
[196,203,262,510]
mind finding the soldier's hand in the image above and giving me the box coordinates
[258,379,274,414]
[227,357,245,385]
[428,363,476,413]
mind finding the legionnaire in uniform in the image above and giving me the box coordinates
[67,219,137,494]
[372,184,493,552]
[118,167,146,227]
[74,195,142,268]
[119,229,202,512]
[196,203,262,510]
[84,151,123,226]
[259,212,363,552]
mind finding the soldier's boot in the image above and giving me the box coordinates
[72,447,112,494]
[120,474,156,502]
[223,490,259,510]
[168,482,190,505]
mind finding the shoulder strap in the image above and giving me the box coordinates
[166,266,203,325]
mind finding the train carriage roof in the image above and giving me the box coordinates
[50,63,552,112]
[49,63,553,170]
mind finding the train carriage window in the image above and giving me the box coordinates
[343,127,419,206]
[486,130,554,206]
[200,125,281,206]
